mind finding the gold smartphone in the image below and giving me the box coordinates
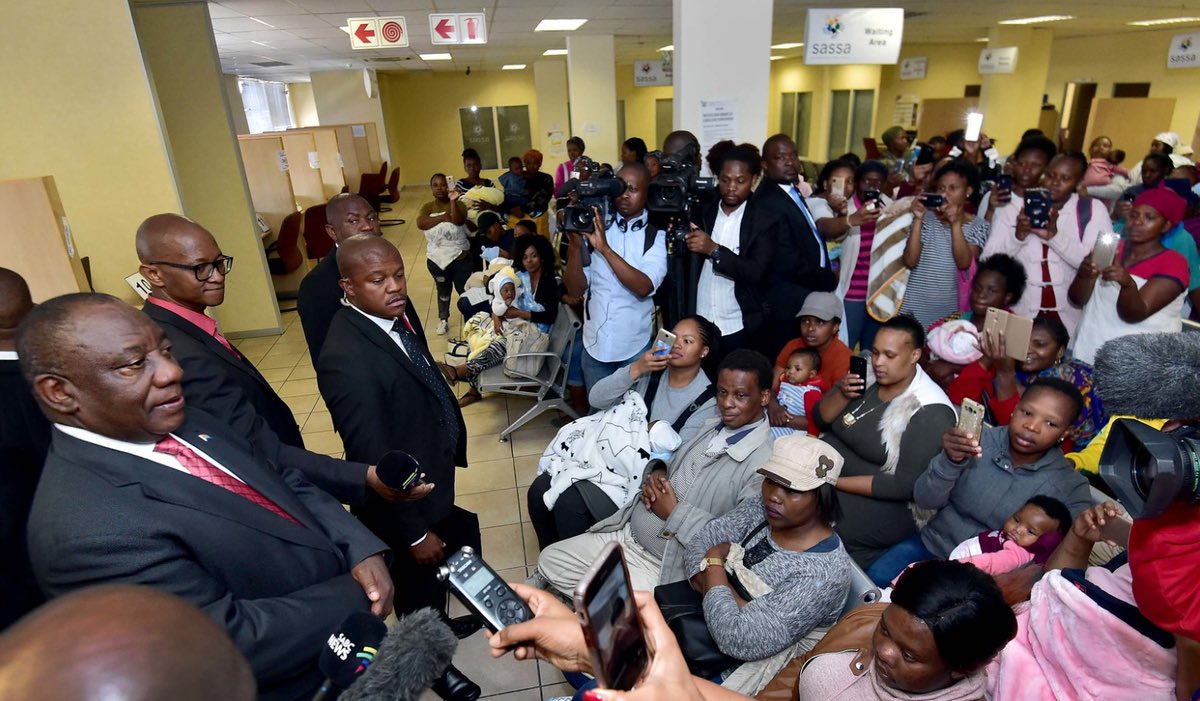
[983,307,1034,361]
[958,398,986,439]
[653,328,676,356]
[830,175,847,200]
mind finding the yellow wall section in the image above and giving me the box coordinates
[310,70,391,163]
[224,74,250,135]
[1045,28,1200,150]
[875,43,983,139]
[616,64,673,150]
[288,82,320,128]
[378,69,539,186]
[768,59,881,162]
[133,1,280,334]
[0,0,181,306]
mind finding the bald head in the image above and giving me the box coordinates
[0,267,34,350]
[337,234,401,278]
[325,194,381,244]
[135,213,211,263]
[135,214,227,312]
[0,585,255,701]
[337,235,408,319]
[662,130,699,157]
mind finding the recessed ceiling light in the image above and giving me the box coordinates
[502,64,527,70]
[249,17,276,29]
[535,19,587,31]
[1127,16,1200,26]
[771,42,803,49]
[999,15,1074,25]
[542,48,568,56]
[658,44,674,52]
[769,55,784,61]
[420,53,452,61]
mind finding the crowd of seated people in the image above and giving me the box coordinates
[2,118,1198,701]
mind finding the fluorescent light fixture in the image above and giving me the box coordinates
[502,64,527,70]
[420,53,452,61]
[999,15,1074,25]
[1127,16,1200,26]
[658,44,674,51]
[535,19,587,31]
[249,17,275,28]
[769,55,785,61]
[542,48,568,56]
[771,42,803,49]
[975,37,989,42]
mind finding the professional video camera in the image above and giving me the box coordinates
[1099,420,1199,520]
[646,143,715,253]
[562,163,624,234]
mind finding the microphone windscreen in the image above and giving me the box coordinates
[340,608,458,701]
[375,450,421,490]
[1094,332,1200,420]
[318,611,388,688]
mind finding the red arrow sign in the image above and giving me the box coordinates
[434,18,454,39]
[354,22,375,43]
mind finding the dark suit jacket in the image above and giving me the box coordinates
[682,198,779,336]
[142,302,369,505]
[297,251,342,368]
[26,410,388,701]
[0,358,50,630]
[317,305,467,545]
[752,179,838,320]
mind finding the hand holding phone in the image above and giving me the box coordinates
[1024,188,1052,230]
[957,398,985,439]
[1091,232,1120,272]
[653,328,677,356]
[575,543,649,691]
[919,192,945,209]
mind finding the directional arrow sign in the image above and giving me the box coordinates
[458,13,487,45]
[429,13,458,45]
[348,17,380,49]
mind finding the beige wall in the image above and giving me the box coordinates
[0,0,181,306]
[288,81,319,127]
[616,64,673,149]
[310,70,390,163]
[133,1,280,334]
[875,42,983,139]
[377,69,540,186]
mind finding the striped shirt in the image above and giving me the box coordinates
[900,215,990,328]
[846,195,877,302]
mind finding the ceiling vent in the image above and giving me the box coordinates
[250,60,290,67]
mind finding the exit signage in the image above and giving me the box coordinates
[348,16,409,49]
[430,12,487,45]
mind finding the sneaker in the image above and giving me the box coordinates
[436,319,449,335]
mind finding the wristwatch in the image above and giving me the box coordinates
[709,246,722,264]
[699,557,725,572]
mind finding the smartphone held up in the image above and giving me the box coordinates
[575,543,650,691]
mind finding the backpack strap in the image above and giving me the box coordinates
[1076,195,1093,241]
[644,223,659,255]
[670,384,717,434]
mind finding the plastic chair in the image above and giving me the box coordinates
[840,558,883,617]
[302,205,334,260]
[379,167,405,226]
[378,160,388,179]
[474,304,581,441]
[266,211,304,275]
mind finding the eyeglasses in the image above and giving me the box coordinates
[151,255,234,280]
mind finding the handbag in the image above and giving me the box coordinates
[503,319,550,378]
[653,522,769,679]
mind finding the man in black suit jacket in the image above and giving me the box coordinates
[136,214,412,507]
[753,134,838,358]
[680,143,777,362]
[18,294,392,701]
[297,194,382,368]
[0,268,50,631]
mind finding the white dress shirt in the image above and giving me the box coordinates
[583,210,668,362]
[696,201,746,335]
[0,350,17,360]
[54,424,244,482]
[350,304,412,360]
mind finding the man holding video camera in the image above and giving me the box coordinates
[563,163,668,391]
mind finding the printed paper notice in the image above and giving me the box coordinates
[352,125,366,137]
[307,151,320,169]
[700,99,738,145]
[276,149,289,172]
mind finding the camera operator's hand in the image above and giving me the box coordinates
[684,225,718,256]
[584,206,611,254]
[487,582,591,672]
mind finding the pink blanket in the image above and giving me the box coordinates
[987,566,1175,700]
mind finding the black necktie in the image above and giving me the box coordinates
[616,217,646,233]
[391,319,461,449]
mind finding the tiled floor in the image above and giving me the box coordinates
[235,189,572,700]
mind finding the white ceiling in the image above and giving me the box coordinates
[209,0,1200,81]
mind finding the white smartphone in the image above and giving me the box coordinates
[830,175,847,200]
[447,175,457,191]
[964,112,983,142]
[1092,232,1120,271]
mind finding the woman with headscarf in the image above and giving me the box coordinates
[1069,187,1190,364]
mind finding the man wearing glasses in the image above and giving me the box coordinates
[136,214,419,507]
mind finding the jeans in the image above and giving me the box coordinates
[580,341,650,394]
[865,533,935,586]
[426,255,474,321]
[843,299,881,354]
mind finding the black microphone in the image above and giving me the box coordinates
[375,450,422,491]
[312,611,388,701]
[339,608,458,701]
[1094,332,1200,420]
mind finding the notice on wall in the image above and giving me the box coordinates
[893,95,919,129]
[276,149,289,172]
[804,8,904,65]
[700,99,738,159]
[351,125,366,137]
[900,56,927,80]
[307,151,320,169]
[633,58,672,87]
[978,47,1018,74]
[61,216,75,258]
[1168,32,1199,69]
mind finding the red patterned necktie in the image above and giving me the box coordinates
[154,435,301,526]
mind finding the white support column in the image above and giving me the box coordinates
[566,34,619,165]
[672,0,774,156]
[534,59,571,178]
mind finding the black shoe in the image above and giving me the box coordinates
[444,614,483,640]
[431,664,481,701]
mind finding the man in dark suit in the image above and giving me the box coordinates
[752,134,838,358]
[316,235,481,700]
[18,294,392,701]
[136,214,412,507]
[297,194,382,367]
[0,268,50,631]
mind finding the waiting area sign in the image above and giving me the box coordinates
[804,8,904,65]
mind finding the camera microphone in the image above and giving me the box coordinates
[312,611,388,700]
[375,450,422,491]
[339,608,459,701]
[1094,332,1200,420]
